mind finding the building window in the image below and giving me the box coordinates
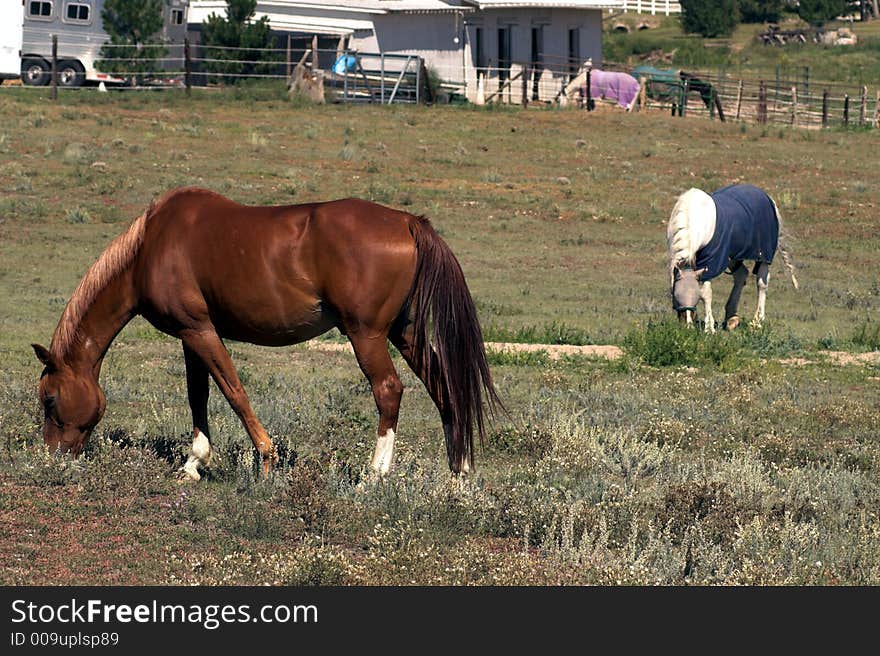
[171,9,184,25]
[64,2,90,22]
[568,28,581,81]
[28,1,53,19]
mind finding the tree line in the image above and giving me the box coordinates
[680,0,878,38]
[97,0,276,83]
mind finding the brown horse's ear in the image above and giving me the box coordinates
[32,344,58,371]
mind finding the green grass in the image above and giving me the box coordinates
[0,88,878,585]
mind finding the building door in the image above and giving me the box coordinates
[474,27,485,80]
[530,26,543,100]
[497,26,511,90]
[568,28,581,81]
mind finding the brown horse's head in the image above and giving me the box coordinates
[32,344,105,455]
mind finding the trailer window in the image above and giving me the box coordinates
[28,1,53,19]
[171,9,184,25]
[64,2,90,22]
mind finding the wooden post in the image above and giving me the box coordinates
[521,64,529,107]
[311,35,318,73]
[51,34,57,100]
[844,94,850,126]
[873,89,880,129]
[791,85,797,126]
[680,78,689,116]
[822,89,829,127]
[286,34,292,82]
[184,38,191,96]
[734,79,743,121]
[639,77,647,111]
[585,68,592,111]
[758,80,767,124]
[859,85,867,126]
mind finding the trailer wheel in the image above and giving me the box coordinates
[21,58,50,86]
[58,60,85,88]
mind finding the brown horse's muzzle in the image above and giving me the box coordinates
[42,423,89,456]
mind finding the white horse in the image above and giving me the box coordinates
[667,184,799,332]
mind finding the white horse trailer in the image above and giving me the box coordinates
[20,0,189,87]
[0,1,25,82]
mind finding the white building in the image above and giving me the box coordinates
[189,0,625,102]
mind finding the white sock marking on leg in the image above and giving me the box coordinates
[181,430,211,481]
[370,428,396,475]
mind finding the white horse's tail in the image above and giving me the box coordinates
[772,200,799,290]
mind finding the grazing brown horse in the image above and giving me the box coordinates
[33,187,500,478]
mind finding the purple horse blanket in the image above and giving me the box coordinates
[587,70,640,109]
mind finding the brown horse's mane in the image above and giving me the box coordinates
[50,196,162,360]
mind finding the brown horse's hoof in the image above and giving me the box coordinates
[726,316,741,331]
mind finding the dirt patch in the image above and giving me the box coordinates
[307,341,622,360]
[311,342,879,367]
[779,351,880,367]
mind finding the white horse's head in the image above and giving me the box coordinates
[667,188,716,325]
[671,266,706,325]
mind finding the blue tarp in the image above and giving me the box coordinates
[695,184,779,281]
[333,54,357,75]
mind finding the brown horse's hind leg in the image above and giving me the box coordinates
[179,328,277,476]
[389,327,465,474]
[347,333,403,475]
[180,344,212,481]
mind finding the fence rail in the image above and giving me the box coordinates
[10,35,880,129]
[621,0,682,15]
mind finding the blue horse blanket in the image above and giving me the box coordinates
[695,184,779,281]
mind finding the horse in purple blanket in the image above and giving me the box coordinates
[667,184,799,332]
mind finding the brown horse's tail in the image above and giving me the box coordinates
[407,216,502,472]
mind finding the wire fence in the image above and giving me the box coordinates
[11,35,880,128]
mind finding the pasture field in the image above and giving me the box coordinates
[1,88,879,585]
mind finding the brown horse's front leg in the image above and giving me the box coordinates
[179,328,277,476]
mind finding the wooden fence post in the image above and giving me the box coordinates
[286,35,292,82]
[859,85,867,126]
[521,64,529,107]
[822,90,828,127]
[843,94,849,126]
[184,38,191,96]
[791,85,797,126]
[873,90,880,128]
[681,78,688,117]
[758,80,767,124]
[311,35,318,73]
[735,79,743,121]
[585,68,593,111]
[639,77,646,111]
[51,34,58,101]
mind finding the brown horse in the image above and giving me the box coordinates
[32,187,500,478]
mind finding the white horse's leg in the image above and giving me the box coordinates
[724,261,749,330]
[181,429,212,481]
[699,281,715,333]
[752,262,770,326]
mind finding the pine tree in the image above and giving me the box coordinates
[679,0,740,38]
[797,0,848,26]
[97,0,167,83]
[201,0,279,83]
[739,0,785,24]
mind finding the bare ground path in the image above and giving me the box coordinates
[306,342,880,366]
